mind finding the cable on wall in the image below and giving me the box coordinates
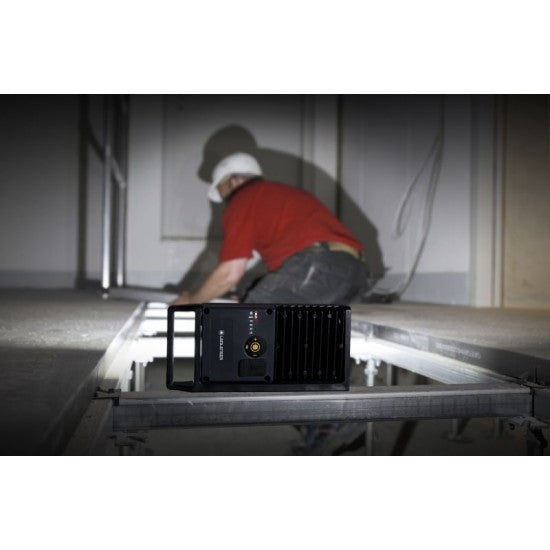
[365,96,445,301]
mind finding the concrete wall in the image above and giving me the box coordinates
[340,95,472,304]
[0,96,79,287]
[82,95,106,283]
[127,94,474,305]
[0,94,475,300]
[126,95,197,289]
[4,94,547,308]
[502,95,550,308]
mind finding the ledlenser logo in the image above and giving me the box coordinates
[218,329,224,361]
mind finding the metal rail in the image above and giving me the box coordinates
[101,98,113,292]
[64,303,550,454]
[112,383,532,431]
[82,95,129,294]
[350,336,518,385]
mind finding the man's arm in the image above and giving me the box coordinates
[171,258,248,305]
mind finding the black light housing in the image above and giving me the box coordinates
[167,304,351,392]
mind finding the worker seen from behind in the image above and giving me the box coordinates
[172,152,369,306]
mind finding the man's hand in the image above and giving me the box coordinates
[169,259,248,305]
[170,291,192,306]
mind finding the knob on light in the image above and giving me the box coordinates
[250,342,260,352]
[244,336,266,357]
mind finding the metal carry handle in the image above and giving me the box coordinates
[166,304,202,391]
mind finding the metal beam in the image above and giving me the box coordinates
[115,164,126,288]
[63,399,114,455]
[112,383,532,431]
[101,96,113,293]
[533,387,550,423]
[110,156,126,189]
[350,336,517,385]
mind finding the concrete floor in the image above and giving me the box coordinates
[2,290,549,455]
[0,289,139,454]
[352,303,550,383]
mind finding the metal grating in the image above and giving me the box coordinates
[274,305,347,383]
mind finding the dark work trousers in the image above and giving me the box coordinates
[243,249,369,305]
[243,248,369,454]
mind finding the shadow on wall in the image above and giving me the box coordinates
[167,125,385,297]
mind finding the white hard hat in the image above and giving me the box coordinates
[208,152,262,203]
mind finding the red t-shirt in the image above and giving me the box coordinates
[219,180,363,271]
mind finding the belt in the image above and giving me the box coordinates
[304,241,362,260]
